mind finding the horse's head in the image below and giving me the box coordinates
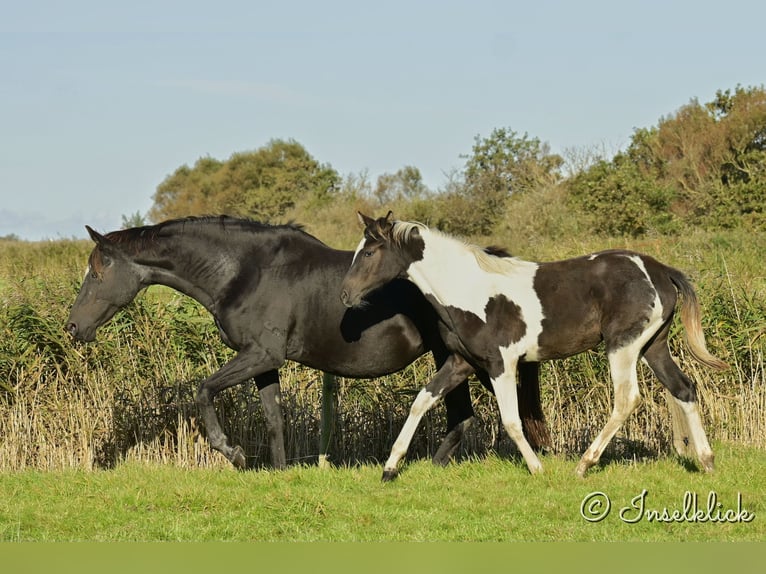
[340,211,422,308]
[65,226,145,342]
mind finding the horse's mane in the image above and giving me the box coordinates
[390,220,532,275]
[87,217,319,272]
[103,215,311,248]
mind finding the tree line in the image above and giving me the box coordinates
[145,85,766,238]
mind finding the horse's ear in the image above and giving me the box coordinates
[85,226,118,256]
[384,211,394,224]
[357,212,375,228]
[86,225,107,245]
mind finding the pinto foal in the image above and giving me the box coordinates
[341,212,728,479]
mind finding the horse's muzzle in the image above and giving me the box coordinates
[65,321,95,343]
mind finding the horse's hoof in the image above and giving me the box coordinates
[231,446,247,469]
[381,469,399,482]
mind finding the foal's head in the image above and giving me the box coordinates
[340,211,423,308]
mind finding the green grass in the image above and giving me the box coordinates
[1,442,763,542]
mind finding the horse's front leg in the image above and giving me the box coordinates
[196,349,281,469]
[383,354,475,481]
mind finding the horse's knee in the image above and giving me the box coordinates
[195,382,213,407]
[410,388,440,417]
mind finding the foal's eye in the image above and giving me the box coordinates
[363,250,374,258]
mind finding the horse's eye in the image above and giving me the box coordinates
[363,250,374,258]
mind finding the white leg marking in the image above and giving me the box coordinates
[383,388,440,474]
[576,345,642,476]
[672,396,714,472]
[663,389,694,457]
[493,349,543,474]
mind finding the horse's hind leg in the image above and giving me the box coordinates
[383,354,475,481]
[661,386,694,458]
[643,332,714,472]
[254,370,286,469]
[576,346,642,477]
[196,349,282,469]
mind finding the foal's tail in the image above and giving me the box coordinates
[669,269,729,371]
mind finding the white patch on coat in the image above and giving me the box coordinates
[351,237,366,265]
[407,228,545,360]
[625,254,651,282]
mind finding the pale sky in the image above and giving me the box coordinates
[1,0,764,240]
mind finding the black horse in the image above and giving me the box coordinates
[66,216,549,469]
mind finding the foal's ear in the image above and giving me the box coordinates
[357,212,376,228]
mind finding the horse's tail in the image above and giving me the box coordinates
[668,268,729,371]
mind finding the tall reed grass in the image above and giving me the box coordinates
[0,228,763,471]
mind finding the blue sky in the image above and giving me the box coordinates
[1,0,764,240]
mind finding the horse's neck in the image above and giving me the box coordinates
[406,230,537,312]
[406,231,482,307]
[138,235,236,313]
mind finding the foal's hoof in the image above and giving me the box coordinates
[230,445,247,470]
[574,462,589,478]
[381,468,399,482]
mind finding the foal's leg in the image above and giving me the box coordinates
[575,345,642,477]
[517,362,552,452]
[254,370,286,469]
[662,387,695,458]
[643,334,714,472]
[382,354,475,481]
[491,351,543,474]
[196,348,282,469]
[433,380,475,466]
[429,344,475,466]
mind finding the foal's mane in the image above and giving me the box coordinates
[390,220,531,275]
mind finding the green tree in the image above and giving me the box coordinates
[149,139,340,223]
[121,211,147,229]
[149,157,225,221]
[463,127,563,197]
[568,85,766,234]
[567,155,676,236]
[373,165,429,205]
[433,128,563,236]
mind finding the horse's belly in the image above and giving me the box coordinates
[535,330,603,361]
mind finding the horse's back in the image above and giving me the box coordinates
[532,250,673,359]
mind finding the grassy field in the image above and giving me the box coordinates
[0,225,764,550]
[1,442,763,542]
